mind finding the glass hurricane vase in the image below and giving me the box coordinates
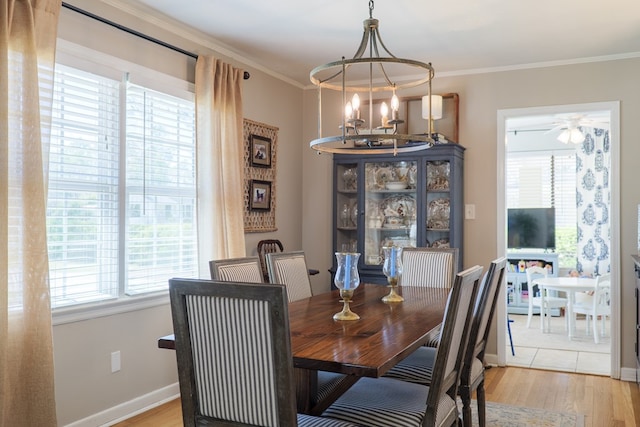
[333,252,361,320]
[382,246,404,302]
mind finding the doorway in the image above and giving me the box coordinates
[495,102,621,378]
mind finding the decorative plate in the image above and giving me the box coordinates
[380,195,415,227]
[431,238,450,248]
[427,161,450,191]
[427,197,450,229]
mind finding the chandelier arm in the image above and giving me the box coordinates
[352,27,371,59]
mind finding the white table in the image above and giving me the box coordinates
[533,276,596,338]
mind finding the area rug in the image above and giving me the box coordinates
[469,400,585,427]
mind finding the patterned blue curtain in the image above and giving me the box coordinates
[576,127,610,275]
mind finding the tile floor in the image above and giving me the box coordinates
[506,313,611,376]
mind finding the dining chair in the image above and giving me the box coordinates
[401,247,459,347]
[525,266,567,331]
[400,247,459,288]
[320,265,483,427]
[209,256,264,283]
[572,273,611,344]
[168,278,359,427]
[257,239,319,282]
[266,251,314,302]
[382,257,507,427]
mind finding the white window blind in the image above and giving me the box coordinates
[47,63,197,309]
[125,84,197,295]
[48,65,120,308]
[506,151,577,267]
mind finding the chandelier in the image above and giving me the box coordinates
[309,0,437,155]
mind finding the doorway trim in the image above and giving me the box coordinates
[495,101,620,378]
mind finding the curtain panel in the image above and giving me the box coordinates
[195,56,246,275]
[1,0,61,425]
[576,127,611,276]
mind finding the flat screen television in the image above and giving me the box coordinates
[507,208,556,250]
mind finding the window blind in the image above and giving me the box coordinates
[124,84,197,295]
[47,65,120,308]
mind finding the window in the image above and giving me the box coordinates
[506,151,577,268]
[47,62,197,310]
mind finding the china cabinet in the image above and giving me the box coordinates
[332,144,464,285]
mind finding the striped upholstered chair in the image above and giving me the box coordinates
[401,247,459,346]
[266,251,314,302]
[383,257,508,427]
[168,278,359,427]
[209,256,264,283]
[400,247,459,288]
[320,265,483,427]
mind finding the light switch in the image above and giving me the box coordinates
[465,204,476,220]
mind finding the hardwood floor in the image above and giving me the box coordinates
[113,366,640,426]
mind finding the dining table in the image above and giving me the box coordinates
[158,283,449,415]
[533,276,597,338]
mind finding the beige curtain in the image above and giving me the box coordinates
[195,56,246,274]
[1,0,61,425]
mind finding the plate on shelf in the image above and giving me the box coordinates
[427,161,450,191]
[431,238,450,248]
[380,195,415,227]
[427,198,450,229]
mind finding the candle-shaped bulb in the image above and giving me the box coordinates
[380,102,389,126]
[391,94,399,120]
[352,93,360,111]
[345,102,353,120]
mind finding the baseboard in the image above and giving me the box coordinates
[63,383,180,427]
[620,367,637,382]
[485,352,499,366]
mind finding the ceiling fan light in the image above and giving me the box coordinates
[558,129,571,144]
[570,128,585,144]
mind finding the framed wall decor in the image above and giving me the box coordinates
[250,134,272,168]
[250,180,272,211]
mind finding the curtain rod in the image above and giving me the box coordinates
[61,2,250,80]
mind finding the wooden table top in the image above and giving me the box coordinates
[288,284,449,378]
[158,284,449,378]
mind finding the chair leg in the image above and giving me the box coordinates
[460,386,472,427]
[592,313,599,344]
[476,381,486,427]
[507,317,515,356]
[526,305,533,328]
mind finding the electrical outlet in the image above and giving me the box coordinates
[111,351,121,373]
[465,204,476,220]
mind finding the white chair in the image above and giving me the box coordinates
[572,273,611,344]
[266,251,313,302]
[209,256,264,283]
[525,266,567,332]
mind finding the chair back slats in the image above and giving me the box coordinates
[257,239,285,281]
[424,265,483,425]
[400,247,459,288]
[266,251,313,302]
[209,256,264,283]
[170,279,298,427]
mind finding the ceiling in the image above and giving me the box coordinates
[119,0,640,87]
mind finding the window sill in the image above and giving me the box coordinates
[52,292,169,326]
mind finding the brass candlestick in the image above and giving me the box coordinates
[382,276,404,303]
[333,289,360,321]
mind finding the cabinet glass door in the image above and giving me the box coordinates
[336,163,358,253]
[425,160,451,248]
[363,160,417,266]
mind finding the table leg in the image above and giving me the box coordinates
[567,291,575,339]
[540,286,547,333]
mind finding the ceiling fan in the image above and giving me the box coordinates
[547,114,610,144]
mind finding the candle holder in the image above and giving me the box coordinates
[382,246,404,302]
[333,252,361,320]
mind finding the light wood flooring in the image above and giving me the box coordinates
[113,366,640,427]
